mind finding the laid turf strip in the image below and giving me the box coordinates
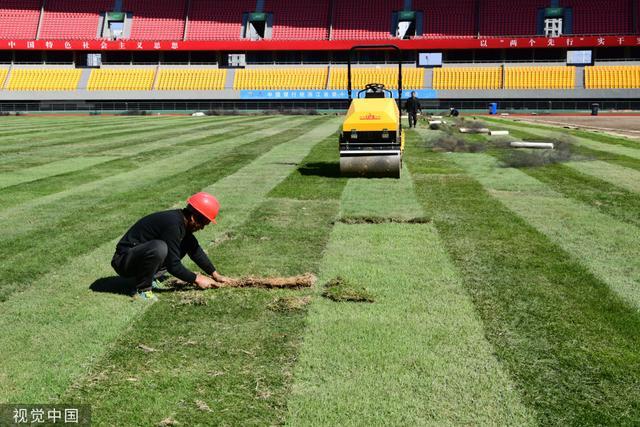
[408,130,640,425]
[0,116,340,404]
[64,199,339,426]
[62,126,342,425]
[268,133,346,200]
[287,165,533,425]
[0,117,314,301]
[522,163,640,228]
[0,118,274,209]
[454,153,640,309]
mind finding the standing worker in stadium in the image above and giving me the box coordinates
[404,91,422,128]
[111,192,234,301]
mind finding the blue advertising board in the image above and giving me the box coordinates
[240,89,436,100]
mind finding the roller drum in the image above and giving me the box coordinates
[339,150,401,178]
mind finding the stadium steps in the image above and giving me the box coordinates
[77,68,92,90]
[151,65,161,90]
[2,65,13,90]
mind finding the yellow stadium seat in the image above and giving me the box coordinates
[585,66,640,89]
[7,69,81,91]
[504,66,574,90]
[156,69,227,90]
[432,67,502,90]
[329,67,424,90]
[87,69,155,91]
[234,68,328,90]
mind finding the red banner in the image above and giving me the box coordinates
[0,35,638,51]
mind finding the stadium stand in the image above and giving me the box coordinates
[414,0,476,38]
[479,0,548,36]
[433,67,502,90]
[40,0,112,39]
[504,66,575,89]
[156,69,226,90]
[329,67,424,90]
[234,68,327,90]
[560,0,632,35]
[8,69,82,91]
[187,0,255,40]
[585,66,640,89]
[264,0,329,40]
[0,0,41,39]
[331,0,402,40]
[124,0,186,40]
[87,69,155,90]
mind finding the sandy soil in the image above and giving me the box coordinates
[507,116,640,139]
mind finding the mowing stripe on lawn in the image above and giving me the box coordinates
[452,153,640,309]
[286,166,533,425]
[519,163,640,229]
[268,133,347,200]
[0,116,305,240]
[0,117,318,301]
[0,116,339,403]
[64,197,339,426]
[0,117,249,172]
[564,160,640,194]
[406,133,640,425]
[0,118,276,209]
[0,156,118,189]
[339,164,424,220]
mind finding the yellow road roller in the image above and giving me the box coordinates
[339,45,404,178]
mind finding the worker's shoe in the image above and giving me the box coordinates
[133,289,158,302]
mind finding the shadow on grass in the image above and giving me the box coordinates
[298,162,341,178]
[89,276,134,296]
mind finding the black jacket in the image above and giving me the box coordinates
[115,209,216,282]
[404,97,422,113]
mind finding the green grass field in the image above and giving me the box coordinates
[1,114,639,426]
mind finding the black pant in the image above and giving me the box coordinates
[408,111,418,128]
[111,240,168,292]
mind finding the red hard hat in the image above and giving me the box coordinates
[187,192,220,224]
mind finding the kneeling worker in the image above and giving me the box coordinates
[111,192,234,301]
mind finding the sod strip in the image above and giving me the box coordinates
[268,133,347,200]
[0,116,191,151]
[64,198,339,426]
[520,163,640,229]
[453,153,640,309]
[0,156,118,189]
[408,172,640,425]
[286,222,533,426]
[0,119,275,209]
[0,118,318,301]
[0,117,339,403]
[564,160,640,194]
[0,116,307,240]
[339,164,424,220]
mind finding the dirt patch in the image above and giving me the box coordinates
[164,273,316,290]
[322,277,374,303]
[338,216,430,225]
[158,417,180,426]
[501,136,576,168]
[431,134,487,153]
[137,344,158,353]
[268,296,312,312]
[195,400,213,413]
[176,291,209,306]
[510,116,640,140]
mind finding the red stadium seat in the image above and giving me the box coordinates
[560,0,632,35]
[332,0,402,40]
[40,0,113,39]
[414,0,476,38]
[0,0,41,39]
[124,0,186,40]
[264,0,329,40]
[187,0,255,40]
[479,0,548,36]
